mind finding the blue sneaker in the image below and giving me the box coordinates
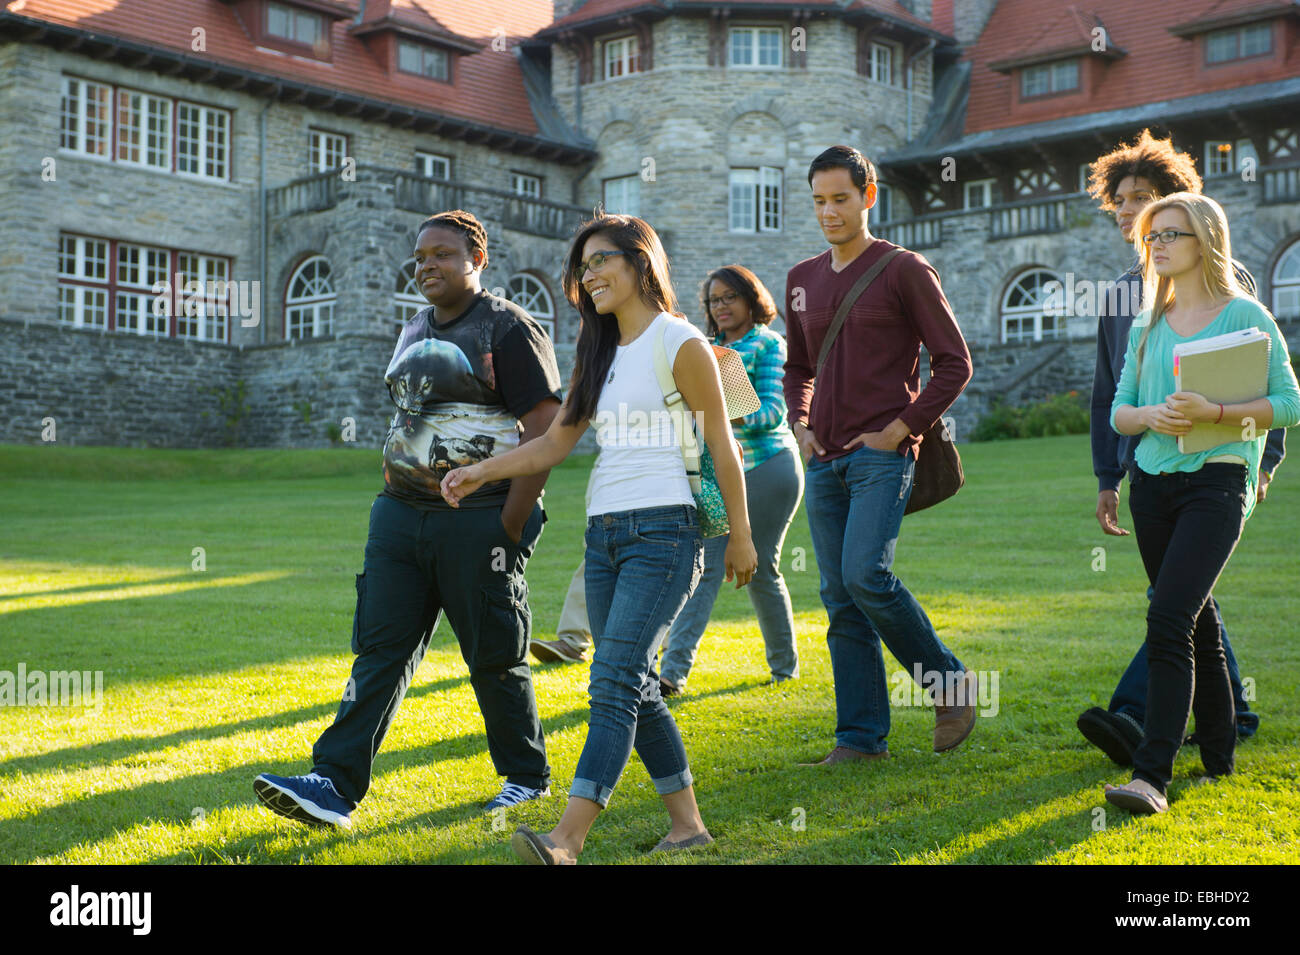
[484,782,550,812]
[254,772,354,829]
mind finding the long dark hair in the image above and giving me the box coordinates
[561,214,678,426]
[700,264,779,339]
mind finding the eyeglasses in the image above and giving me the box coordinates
[1142,229,1197,246]
[573,250,627,282]
[707,290,739,310]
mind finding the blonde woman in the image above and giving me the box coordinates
[1105,193,1300,814]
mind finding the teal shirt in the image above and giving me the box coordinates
[1110,296,1300,517]
[714,324,798,471]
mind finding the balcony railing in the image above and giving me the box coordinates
[1263,163,1300,204]
[876,215,943,249]
[991,197,1068,239]
[268,167,588,240]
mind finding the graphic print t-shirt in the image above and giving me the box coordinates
[381,290,562,510]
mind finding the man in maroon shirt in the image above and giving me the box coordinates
[784,145,978,764]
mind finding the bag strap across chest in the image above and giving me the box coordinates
[816,247,903,376]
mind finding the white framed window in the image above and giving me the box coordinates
[870,183,893,224]
[1021,59,1079,98]
[267,1,323,46]
[176,253,230,342]
[310,129,347,172]
[507,273,556,339]
[1206,22,1272,64]
[416,151,451,179]
[177,102,230,180]
[1272,238,1300,322]
[1235,138,1259,172]
[60,77,112,158]
[57,234,110,330]
[1205,140,1235,176]
[511,172,542,198]
[869,42,897,86]
[729,26,783,69]
[729,166,782,233]
[285,256,335,339]
[603,174,641,216]
[116,89,172,170]
[398,41,449,81]
[965,178,996,209]
[1001,268,1065,343]
[115,242,170,337]
[393,258,426,327]
[604,35,640,79]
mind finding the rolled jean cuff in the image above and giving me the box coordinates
[569,777,615,809]
[651,767,694,797]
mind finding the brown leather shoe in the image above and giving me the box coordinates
[799,745,889,766]
[933,670,978,753]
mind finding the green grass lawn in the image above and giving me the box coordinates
[1,436,1296,865]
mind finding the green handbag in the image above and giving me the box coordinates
[651,320,759,538]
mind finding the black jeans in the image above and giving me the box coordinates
[312,495,550,803]
[1128,464,1247,793]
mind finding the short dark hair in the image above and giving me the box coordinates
[1086,129,1203,212]
[417,209,489,270]
[700,265,779,338]
[807,145,877,193]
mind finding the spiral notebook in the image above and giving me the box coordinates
[1171,328,1271,454]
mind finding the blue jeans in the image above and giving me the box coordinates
[570,505,704,808]
[661,448,803,687]
[1109,603,1258,739]
[804,445,964,754]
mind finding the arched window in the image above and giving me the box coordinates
[1273,238,1300,322]
[507,272,555,338]
[393,257,426,327]
[285,256,334,339]
[1001,268,1065,343]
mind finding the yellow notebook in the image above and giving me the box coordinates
[1172,329,1271,454]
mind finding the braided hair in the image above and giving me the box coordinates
[417,210,489,270]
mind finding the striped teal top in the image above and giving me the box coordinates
[714,324,798,471]
[1110,296,1300,517]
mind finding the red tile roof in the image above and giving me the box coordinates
[964,0,1300,135]
[5,0,554,138]
[546,0,936,34]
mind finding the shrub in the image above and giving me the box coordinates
[971,391,1090,441]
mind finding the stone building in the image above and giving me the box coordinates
[1,0,1298,448]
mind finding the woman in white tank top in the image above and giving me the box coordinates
[441,213,756,864]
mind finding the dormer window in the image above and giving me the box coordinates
[398,40,450,81]
[1021,59,1079,98]
[267,2,324,47]
[1205,22,1272,63]
[604,36,640,79]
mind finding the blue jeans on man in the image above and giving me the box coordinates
[804,445,965,754]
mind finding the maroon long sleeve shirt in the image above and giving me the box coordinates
[783,239,973,461]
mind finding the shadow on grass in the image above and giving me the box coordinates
[0,671,473,777]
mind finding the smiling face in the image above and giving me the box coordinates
[1114,175,1158,243]
[811,167,875,245]
[578,233,639,316]
[1148,206,1201,279]
[707,278,752,340]
[413,225,480,306]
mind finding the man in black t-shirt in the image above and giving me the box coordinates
[254,211,562,826]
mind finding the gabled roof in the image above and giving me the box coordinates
[2,0,574,149]
[541,0,944,39]
[963,0,1300,137]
